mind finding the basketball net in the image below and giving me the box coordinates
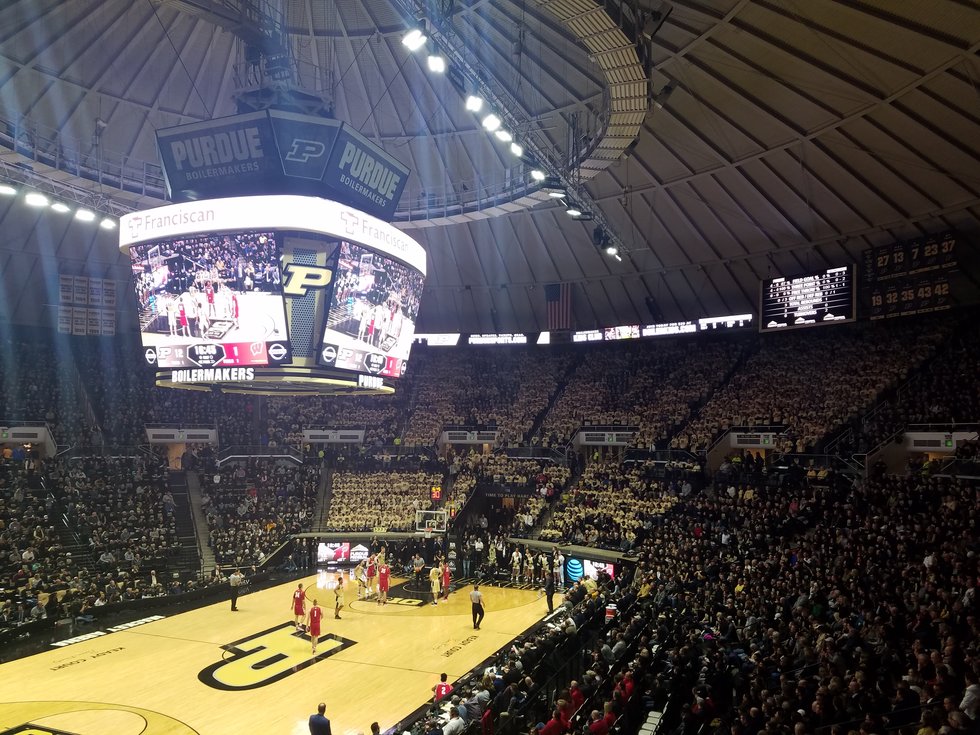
[424,527,432,539]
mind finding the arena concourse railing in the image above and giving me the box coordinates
[215,444,304,465]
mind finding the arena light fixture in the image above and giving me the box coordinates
[605,245,618,256]
[74,208,96,222]
[465,95,484,112]
[402,29,427,51]
[99,217,117,230]
[494,129,513,143]
[0,184,16,196]
[25,192,49,207]
[565,207,582,217]
[50,202,71,213]
[530,169,546,181]
[542,176,566,198]
[481,113,501,132]
[427,55,446,73]
[510,142,524,157]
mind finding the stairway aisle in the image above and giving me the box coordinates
[182,471,216,575]
[312,465,333,533]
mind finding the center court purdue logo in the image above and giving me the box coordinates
[197,623,356,691]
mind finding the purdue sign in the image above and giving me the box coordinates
[157,111,409,219]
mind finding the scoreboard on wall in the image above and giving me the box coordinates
[759,266,855,332]
[861,232,958,320]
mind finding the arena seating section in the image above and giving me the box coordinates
[1,313,978,735]
[200,459,318,567]
[325,459,443,532]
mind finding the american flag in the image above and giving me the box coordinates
[545,283,572,331]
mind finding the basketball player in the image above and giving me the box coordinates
[428,564,440,606]
[167,298,178,337]
[292,583,306,629]
[230,291,240,330]
[333,576,344,619]
[308,599,322,654]
[511,547,522,584]
[377,559,390,605]
[441,558,451,602]
[470,584,485,630]
[357,302,371,343]
[205,281,216,316]
[354,560,367,600]
[178,300,190,337]
[366,554,377,599]
[553,547,565,589]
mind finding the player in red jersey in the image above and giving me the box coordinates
[308,599,322,654]
[433,673,453,702]
[377,561,390,605]
[366,554,377,599]
[441,559,451,601]
[205,281,216,316]
[178,302,189,337]
[230,292,240,329]
[292,583,306,630]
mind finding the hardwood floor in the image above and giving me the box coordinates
[0,572,548,735]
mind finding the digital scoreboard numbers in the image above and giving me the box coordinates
[863,232,958,321]
[759,266,855,333]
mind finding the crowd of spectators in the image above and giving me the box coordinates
[402,348,567,447]
[265,392,413,449]
[677,322,947,453]
[622,470,978,735]
[325,462,442,532]
[200,458,318,567]
[852,318,979,453]
[1,452,223,633]
[53,456,180,574]
[0,337,91,445]
[539,460,677,549]
[542,340,743,449]
[415,553,654,735]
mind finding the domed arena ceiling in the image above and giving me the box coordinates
[0,0,978,332]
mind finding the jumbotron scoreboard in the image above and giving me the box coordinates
[120,194,427,395]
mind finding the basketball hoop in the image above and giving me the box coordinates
[424,527,433,540]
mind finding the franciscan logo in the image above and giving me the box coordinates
[198,623,356,691]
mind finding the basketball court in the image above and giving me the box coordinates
[0,572,548,735]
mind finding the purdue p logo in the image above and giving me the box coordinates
[198,623,356,691]
[282,264,334,297]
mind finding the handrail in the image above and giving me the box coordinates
[144,423,218,430]
[906,421,979,432]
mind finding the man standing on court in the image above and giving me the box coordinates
[309,702,331,735]
[428,563,441,606]
[308,599,323,654]
[334,576,344,619]
[377,559,391,605]
[470,584,485,630]
[292,582,306,630]
[229,568,243,611]
[545,571,556,614]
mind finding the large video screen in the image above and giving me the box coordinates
[760,265,855,333]
[318,241,425,378]
[130,230,292,368]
